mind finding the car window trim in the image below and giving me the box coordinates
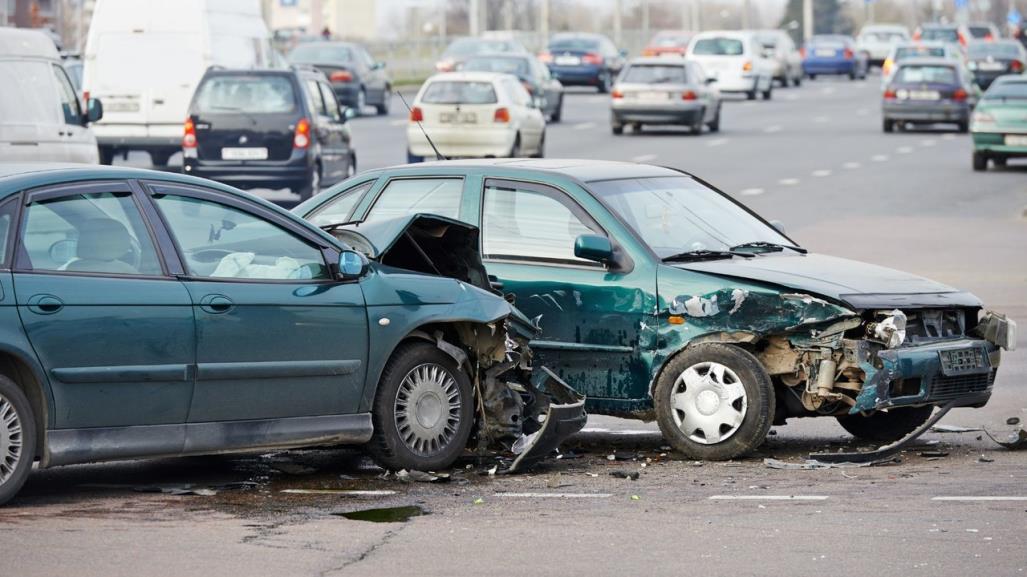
[305,177,377,224]
[358,175,466,223]
[0,195,23,270]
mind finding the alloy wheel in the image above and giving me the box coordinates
[670,362,747,444]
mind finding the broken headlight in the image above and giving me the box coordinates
[867,309,907,349]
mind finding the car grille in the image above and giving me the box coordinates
[928,369,996,401]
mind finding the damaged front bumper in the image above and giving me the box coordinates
[510,368,587,472]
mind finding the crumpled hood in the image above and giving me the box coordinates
[674,252,981,309]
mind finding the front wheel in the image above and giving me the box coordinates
[762,85,772,100]
[973,151,988,171]
[531,130,546,158]
[957,120,969,133]
[836,406,934,443]
[0,376,36,506]
[654,344,774,461]
[367,342,474,472]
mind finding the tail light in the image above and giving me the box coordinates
[883,88,897,100]
[1012,60,1024,72]
[494,107,511,123]
[681,90,697,101]
[958,32,967,46]
[329,70,353,83]
[913,30,921,40]
[409,106,423,122]
[293,118,311,149]
[182,117,197,148]
[799,47,806,59]
[952,88,968,102]
[843,48,854,59]
[538,51,553,63]
[742,60,753,72]
[83,90,90,104]
[435,59,455,72]
[642,48,656,56]
[611,89,623,99]
[582,52,604,65]
[882,59,893,75]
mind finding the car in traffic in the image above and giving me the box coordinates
[755,29,803,87]
[0,163,586,506]
[856,23,910,67]
[406,72,545,162]
[287,41,392,116]
[434,37,528,73]
[61,54,83,93]
[687,30,774,100]
[0,28,103,163]
[182,67,357,199]
[641,30,694,58]
[966,40,1027,89]
[965,21,1002,42]
[882,41,964,86]
[971,74,1027,170]
[461,53,565,122]
[802,34,868,80]
[882,58,977,133]
[539,33,626,93]
[914,23,964,47]
[297,159,1015,462]
[609,58,721,135]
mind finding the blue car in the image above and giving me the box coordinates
[802,35,868,80]
[540,33,626,93]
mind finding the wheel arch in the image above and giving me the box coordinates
[648,331,764,399]
[0,347,50,465]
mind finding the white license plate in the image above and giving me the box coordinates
[106,101,140,113]
[1005,135,1027,146]
[439,112,477,124]
[221,147,268,160]
[635,91,670,101]
[815,49,837,57]
[555,56,581,66]
[978,62,1005,71]
[909,90,940,101]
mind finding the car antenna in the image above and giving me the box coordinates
[396,91,447,161]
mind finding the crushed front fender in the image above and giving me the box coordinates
[508,367,587,473]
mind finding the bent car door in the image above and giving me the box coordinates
[145,182,368,422]
[13,182,195,429]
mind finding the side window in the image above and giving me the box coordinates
[52,64,82,125]
[0,199,19,268]
[507,79,529,106]
[482,182,603,265]
[153,193,328,281]
[307,180,374,226]
[360,48,376,70]
[20,191,161,275]
[305,79,327,116]
[318,82,342,121]
[364,178,463,223]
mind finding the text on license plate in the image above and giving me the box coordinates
[909,90,940,100]
[1005,135,1027,146]
[634,91,670,101]
[555,56,580,66]
[815,49,837,57]
[439,112,477,123]
[977,62,1005,71]
[221,147,268,160]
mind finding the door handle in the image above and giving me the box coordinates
[27,294,64,315]
[198,294,234,314]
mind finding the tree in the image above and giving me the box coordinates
[779,0,855,44]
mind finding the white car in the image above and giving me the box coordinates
[881,41,965,88]
[856,24,911,67]
[407,72,546,162]
[686,31,775,100]
[755,29,803,87]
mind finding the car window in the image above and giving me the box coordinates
[52,64,81,125]
[548,37,600,52]
[896,46,945,59]
[692,37,744,56]
[482,183,602,265]
[622,64,688,84]
[153,194,328,281]
[318,82,342,121]
[20,191,161,276]
[984,80,1027,99]
[0,199,19,268]
[505,78,530,106]
[365,178,463,223]
[289,44,353,63]
[0,61,58,124]
[895,65,957,84]
[195,75,297,114]
[307,180,375,226]
[920,28,959,43]
[421,81,498,104]
[305,79,327,116]
[462,57,531,78]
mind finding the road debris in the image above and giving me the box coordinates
[918,450,949,458]
[930,424,982,433]
[984,411,1027,450]
[280,489,397,497]
[610,470,640,480]
[763,458,895,470]
[977,455,994,463]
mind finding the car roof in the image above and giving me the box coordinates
[424,71,513,83]
[894,57,959,67]
[693,30,754,39]
[464,52,531,62]
[861,24,907,31]
[628,57,687,66]
[0,28,60,60]
[372,158,681,184]
[920,23,958,29]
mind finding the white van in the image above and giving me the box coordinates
[83,0,273,166]
[687,31,775,100]
[0,28,102,163]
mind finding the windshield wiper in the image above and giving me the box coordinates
[662,249,755,262]
[729,241,807,254]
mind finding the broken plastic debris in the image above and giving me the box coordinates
[610,470,640,480]
[280,489,397,496]
[630,495,640,501]
[977,455,995,463]
[763,458,892,470]
[930,424,983,433]
[984,410,1027,450]
[472,497,485,505]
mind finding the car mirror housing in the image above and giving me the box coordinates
[338,249,369,280]
[770,220,787,235]
[574,234,614,265]
[85,98,103,125]
[341,106,356,122]
[705,76,718,85]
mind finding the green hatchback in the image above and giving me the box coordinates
[971,74,1027,170]
[298,159,1016,462]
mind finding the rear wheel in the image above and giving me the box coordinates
[836,406,934,443]
[298,164,321,200]
[807,73,817,80]
[973,151,988,171]
[375,87,391,115]
[0,376,36,507]
[792,73,802,87]
[550,95,563,123]
[762,84,772,100]
[994,156,1007,167]
[509,134,523,157]
[611,122,624,135]
[149,151,171,168]
[883,118,894,133]
[690,109,705,135]
[957,120,969,133]
[356,88,367,116]
[746,88,757,100]
[707,104,721,133]
[531,130,546,158]
[98,146,114,165]
[407,150,424,163]
[346,154,357,178]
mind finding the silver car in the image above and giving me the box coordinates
[610,58,721,135]
[755,29,803,87]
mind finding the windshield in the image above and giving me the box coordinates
[288,44,353,63]
[588,176,793,258]
[895,65,957,84]
[692,37,744,56]
[861,31,907,42]
[896,46,945,59]
[968,42,1023,59]
[548,37,600,52]
[194,75,297,114]
[445,38,518,57]
[984,80,1027,99]
[420,81,498,104]
[462,57,530,78]
[621,64,688,84]
[920,28,959,43]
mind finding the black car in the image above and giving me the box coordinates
[967,40,1027,89]
[540,33,626,93]
[461,53,564,122]
[183,67,356,200]
[287,41,391,116]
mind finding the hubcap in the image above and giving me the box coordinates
[0,394,23,485]
[395,363,461,457]
[671,362,747,445]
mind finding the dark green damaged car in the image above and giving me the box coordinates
[297,158,1017,461]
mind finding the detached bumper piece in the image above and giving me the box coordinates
[508,367,587,473]
[811,400,957,464]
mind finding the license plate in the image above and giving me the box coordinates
[909,90,940,100]
[439,112,477,124]
[635,91,670,101]
[106,101,140,113]
[978,62,1005,71]
[555,56,580,66]
[1005,135,1027,146]
[221,147,268,160]
[939,347,987,376]
[815,48,837,57]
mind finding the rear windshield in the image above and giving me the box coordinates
[984,80,1027,99]
[622,64,688,84]
[549,37,600,52]
[896,46,945,59]
[968,42,1022,58]
[445,39,519,57]
[194,75,297,114]
[651,32,691,47]
[462,57,530,78]
[861,31,906,41]
[421,81,498,104]
[810,37,848,49]
[288,44,353,63]
[691,38,744,56]
[895,65,957,84]
[920,28,959,42]
[967,26,993,39]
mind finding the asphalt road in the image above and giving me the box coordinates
[7,73,1027,577]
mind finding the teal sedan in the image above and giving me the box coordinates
[971,74,1027,170]
[0,164,583,505]
[297,159,1016,462]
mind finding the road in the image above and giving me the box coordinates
[6,74,1027,577]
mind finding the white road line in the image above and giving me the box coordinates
[741,101,756,107]
[856,108,870,116]
[763,125,782,134]
[573,122,596,130]
[897,146,914,154]
[941,133,956,140]
[740,188,765,196]
[389,119,407,127]
[579,427,655,436]
[778,178,800,185]
[280,489,397,496]
[813,115,829,123]
[495,492,613,499]
[707,138,729,147]
[920,139,937,147]
[709,495,829,501]
[812,169,832,177]
[631,154,658,163]
[932,496,1027,502]
[843,161,861,169]
[820,87,836,95]
[871,154,889,162]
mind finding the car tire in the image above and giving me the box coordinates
[762,85,772,100]
[346,154,357,178]
[707,104,721,133]
[611,122,623,135]
[883,118,894,133]
[550,95,563,123]
[746,88,757,100]
[654,344,774,461]
[356,88,367,116]
[149,151,172,168]
[98,146,114,165]
[509,134,523,157]
[973,151,988,171]
[808,73,816,80]
[690,109,705,135]
[298,164,321,200]
[957,120,969,133]
[375,88,391,116]
[0,375,36,507]
[407,150,424,163]
[792,74,802,87]
[598,72,611,94]
[531,130,545,158]
[836,406,934,443]
[994,156,1007,167]
[366,342,474,472]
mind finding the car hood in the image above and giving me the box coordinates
[672,252,981,309]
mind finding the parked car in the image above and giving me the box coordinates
[83,0,274,167]
[406,72,545,162]
[802,35,868,80]
[539,33,626,93]
[435,37,528,73]
[971,74,1027,170]
[461,53,564,122]
[182,67,356,199]
[0,163,586,506]
[882,41,964,86]
[856,24,910,67]
[609,58,721,135]
[754,29,803,87]
[287,41,391,116]
[882,58,977,133]
[0,28,103,163]
[641,30,695,58]
[967,41,1027,89]
[687,30,774,100]
[298,159,1015,461]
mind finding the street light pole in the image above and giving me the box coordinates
[803,0,813,41]
[539,0,549,43]
[692,0,701,31]
[613,0,622,46]
[469,0,479,36]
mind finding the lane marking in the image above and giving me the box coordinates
[281,489,396,496]
[942,133,956,140]
[573,122,596,130]
[763,125,782,134]
[897,146,914,154]
[920,139,936,147]
[580,427,655,436]
[741,101,756,107]
[932,496,1027,502]
[778,178,800,185]
[820,87,836,95]
[710,495,829,501]
[389,119,407,127]
[495,492,613,499]
[811,169,832,177]
[842,161,861,169]
[631,154,658,163]
[740,188,765,196]
[813,115,829,123]
[707,138,729,147]
[871,154,889,162]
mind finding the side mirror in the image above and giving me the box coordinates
[574,234,614,265]
[769,220,787,235]
[85,98,103,124]
[619,49,629,58]
[338,249,369,280]
[705,76,717,85]
[372,61,386,70]
[341,106,356,122]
